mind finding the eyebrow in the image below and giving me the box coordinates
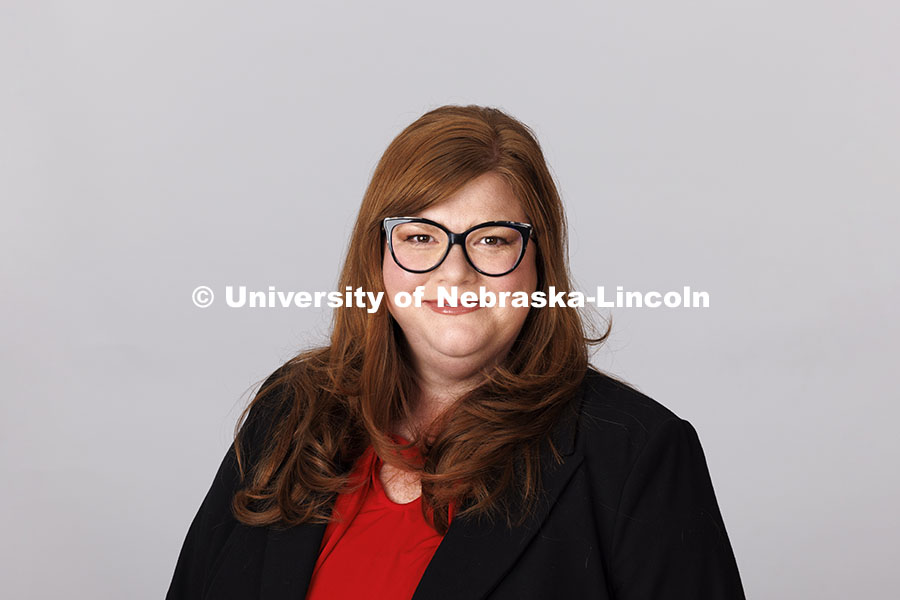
[401,216,528,230]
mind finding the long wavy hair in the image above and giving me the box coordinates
[231,104,610,534]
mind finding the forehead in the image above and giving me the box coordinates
[413,172,527,230]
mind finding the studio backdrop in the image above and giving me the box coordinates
[2,2,898,599]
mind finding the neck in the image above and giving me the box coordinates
[395,339,516,440]
[395,363,486,441]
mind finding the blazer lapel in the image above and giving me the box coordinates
[259,521,327,600]
[411,394,585,600]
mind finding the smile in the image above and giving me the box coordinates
[422,300,481,315]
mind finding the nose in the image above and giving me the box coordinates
[434,243,478,285]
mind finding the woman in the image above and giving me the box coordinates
[166,105,746,599]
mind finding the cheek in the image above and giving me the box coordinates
[489,253,537,331]
[493,250,538,295]
[382,251,426,311]
[382,252,399,296]
[383,250,410,293]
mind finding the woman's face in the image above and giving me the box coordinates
[382,172,538,380]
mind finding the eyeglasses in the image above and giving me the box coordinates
[382,217,534,277]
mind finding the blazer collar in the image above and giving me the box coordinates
[260,384,586,600]
[411,387,585,600]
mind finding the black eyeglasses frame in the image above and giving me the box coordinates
[382,216,535,277]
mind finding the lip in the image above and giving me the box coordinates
[422,300,481,315]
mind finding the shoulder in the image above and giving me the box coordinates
[236,363,295,459]
[568,370,746,597]
[570,366,688,467]
[577,367,682,434]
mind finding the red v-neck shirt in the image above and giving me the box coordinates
[305,437,454,600]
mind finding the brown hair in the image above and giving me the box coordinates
[231,105,610,534]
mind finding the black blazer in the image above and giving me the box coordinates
[166,368,746,599]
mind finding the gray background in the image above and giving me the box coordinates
[2,1,898,598]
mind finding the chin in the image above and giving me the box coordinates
[433,345,488,361]
[427,333,492,361]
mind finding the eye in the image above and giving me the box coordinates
[404,234,435,244]
[476,235,509,246]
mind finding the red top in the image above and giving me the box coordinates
[305,436,454,600]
